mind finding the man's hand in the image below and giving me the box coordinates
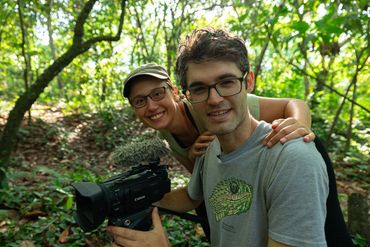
[263,117,315,148]
[188,131,215,161]
[108,207,170,247]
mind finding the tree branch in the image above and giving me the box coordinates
[273,45,370,114]
[0,0,127,187]
[73,0,97,45]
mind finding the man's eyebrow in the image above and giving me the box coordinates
[188,81,206,88]
[218,73,241,79]
[189,73,241,87]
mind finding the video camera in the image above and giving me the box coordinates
[72,158,171,232]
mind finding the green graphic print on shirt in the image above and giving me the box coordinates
[209,178,253,221]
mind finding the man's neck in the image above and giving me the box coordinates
[218,116,258,154]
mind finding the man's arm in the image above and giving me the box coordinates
[268,238,292,247]
[155,187,202,212]
[258,97,315,147]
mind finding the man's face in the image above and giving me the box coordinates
[186,61,251,136]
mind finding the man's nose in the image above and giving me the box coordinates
[207,87,223,105]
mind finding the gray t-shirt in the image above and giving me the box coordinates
[188,121,328,247]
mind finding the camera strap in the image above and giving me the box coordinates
[157,207,206,225]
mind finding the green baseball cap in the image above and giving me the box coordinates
[122,63,170,98]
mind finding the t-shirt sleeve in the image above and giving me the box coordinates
[266,140,329,246]
[247,93,260,120]
[187,156,204,201]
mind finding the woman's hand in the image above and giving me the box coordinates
[108,207,170,247]
[263,117,315,148]
[188,131,215,162]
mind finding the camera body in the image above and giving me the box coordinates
[72,158,171,232]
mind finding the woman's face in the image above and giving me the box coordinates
[129,77,179,130]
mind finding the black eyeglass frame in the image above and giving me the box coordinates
[185,72,249,103]
[130,83,170,109]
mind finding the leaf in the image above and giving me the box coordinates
[291,21,310,33]
[58,225,71,244]
[315,18,343,36]
[24,210,46,220]
[64,194,74,209]
[19,240,35,247]
[86,235,105,247]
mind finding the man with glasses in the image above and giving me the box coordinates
[174,28,327,246]
[109,29,328,246]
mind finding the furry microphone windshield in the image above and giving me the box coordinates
[110,137,169,167]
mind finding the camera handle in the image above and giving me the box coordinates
[110,207,153,231]
[109,207,206,232]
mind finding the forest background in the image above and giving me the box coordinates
[0,0,369,246]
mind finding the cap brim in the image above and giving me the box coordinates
[123,73,168,98]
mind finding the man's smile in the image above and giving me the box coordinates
[207,109,231,121]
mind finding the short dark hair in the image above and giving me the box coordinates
[175,27,250,91]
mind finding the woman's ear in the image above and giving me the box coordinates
[245,71,255,93]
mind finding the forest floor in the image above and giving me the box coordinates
[0,106,369,246]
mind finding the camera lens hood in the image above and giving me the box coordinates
[72,182,108,232]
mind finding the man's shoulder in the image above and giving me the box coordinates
[280,138,319,156]
[267,138,326,173]
[269,137,316,154]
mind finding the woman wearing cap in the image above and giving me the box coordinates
[123,63,314,173]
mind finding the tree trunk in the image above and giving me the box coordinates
[303,63,310,100]
[0,0,127,188]
[17,0,32,122]
[46,0,65,100]
[345,79,357,152]
[253,0,285,89]
[348,193,370,245]
[325,79,354,146]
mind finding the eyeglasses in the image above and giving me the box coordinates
[185,73,248,103]
[130,86,169,109]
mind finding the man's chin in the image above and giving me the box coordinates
[206,124,234,136]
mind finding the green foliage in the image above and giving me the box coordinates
[163,215,209,247]
[0,164,207,246]
[351,233,368,247]
[87,108,132,150]
[0,0,369,245]
[0,167,81,246]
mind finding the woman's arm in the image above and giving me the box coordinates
[173,132,215,173]
[257,97,315,147]
[259,97,311,127]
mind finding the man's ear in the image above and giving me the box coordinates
[245,71,255,93]
[172,86,181,102]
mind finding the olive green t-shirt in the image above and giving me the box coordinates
[158,94,260,161]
